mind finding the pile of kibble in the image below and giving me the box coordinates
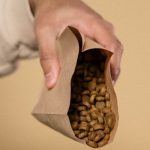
[68,50,116,148]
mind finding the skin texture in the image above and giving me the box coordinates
[29,0,123,89]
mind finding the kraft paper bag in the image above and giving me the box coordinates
[32,27,119,147]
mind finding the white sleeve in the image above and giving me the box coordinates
[0,0,38,76]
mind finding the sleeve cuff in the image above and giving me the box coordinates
[0,0,38,77]
[1,0,36,46]
[25,0,34,23]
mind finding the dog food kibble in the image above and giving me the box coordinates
[68,51,116,148]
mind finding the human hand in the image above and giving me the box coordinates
[29,0,123,89]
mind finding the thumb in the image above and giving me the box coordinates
[36,27,60,89]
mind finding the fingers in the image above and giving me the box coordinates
[36,26,60,89]
[94,25,123,83]
[110,41,123,83]
[77,17,123,83]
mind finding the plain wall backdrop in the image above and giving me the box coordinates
[0,0,150,150]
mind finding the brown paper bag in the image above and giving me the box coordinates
[32,27,119,147]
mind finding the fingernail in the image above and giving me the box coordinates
[45,72,57,89]
[112,80,115,85]
[115,69,120,77]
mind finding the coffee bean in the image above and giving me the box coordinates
[77,106,86,111]
[98,139,108,147]
[68,51,116,148]
[97,77,105,84]
[89,127,94,132]
[105,112,116,129]
[90,94,96,104]
[80,121,88,126]
[90,105,97,111]
[96,130,105,138]
[84,76,92,81]
[105,92,110,100]
[96,102,105,110]
[83,137,88,142]
[88,80,96,91]
[82,95,90,102]
[100,86,106,96]
[79,124,89,131]
[102,107,111,114]
[96,96,105,101]
[94,134,102,142]
[79,116,86,121]
[86,114,91,122]
[82,90,90,95]
[89,120,98,126]
[91,111,99,119]
[91,91,97,95]
[71,121,78,130]
[80,110,88,116]
[93,123,104,130]
[78,131,88,139]
[98,116,104,124]
[79,121,89,131]
[86,140,98,148]
[88,131,96,140]
[82,101,91,108]
[104,134,110,141]
[106,101,111,108]
[74,130,80,135]
[104,126,110,134]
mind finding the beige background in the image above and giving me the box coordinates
[0,0,150,149]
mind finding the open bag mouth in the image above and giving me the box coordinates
[32,27,118,148]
